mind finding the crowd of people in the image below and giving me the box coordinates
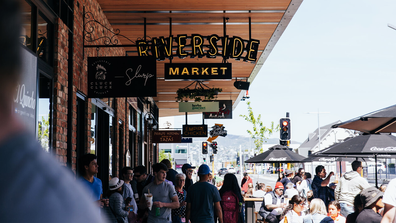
[76,154,396,223]
[255,161,391,223]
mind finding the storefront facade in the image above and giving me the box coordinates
[19,0,158,193]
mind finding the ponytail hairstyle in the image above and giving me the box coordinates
[280,195,306,220]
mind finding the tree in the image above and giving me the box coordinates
[38,115,50,152]
[159,149,172,163]
[240,101,279,153]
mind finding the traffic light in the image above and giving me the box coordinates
[211,141,218,154]
[280,118,291,140]
[210,155,214,162]
[202,142,208,154]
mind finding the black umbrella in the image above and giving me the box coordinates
[332,104,396,133]
[245,145,307,163]
[320,133,396,187]
[245,145,307,179]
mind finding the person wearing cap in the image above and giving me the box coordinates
[182,163,195,192]
[140,163,179,223]
[259,182,287,223]
[311,165,334,207]
[280,169,295,191]
[241,172,253,194]
[109,177,130,223]
[186,164,223,223]
[334,161,370,217]
[355,187,384,223]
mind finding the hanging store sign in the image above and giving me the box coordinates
[137,34,260,63]
[183,125,208,137]
[152,130,182,143]
[88,56,156,98]
[164,63,232,80]
[203,100,232,119]
[179,102,219,112]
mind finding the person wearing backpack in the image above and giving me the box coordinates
[219,173,244,223]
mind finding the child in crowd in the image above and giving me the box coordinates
[328,201,346,223]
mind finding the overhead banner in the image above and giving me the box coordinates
[183,125,208,137]
[88,56,156,98]
[152,130,182,143]
[179,102,219,112]
[203,100,232,119]
[164,63,232,80]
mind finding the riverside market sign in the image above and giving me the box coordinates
[137,35,260,63]
[164,63,232,80]
[88,56,156,98]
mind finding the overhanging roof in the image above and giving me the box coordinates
[96,0,303,117]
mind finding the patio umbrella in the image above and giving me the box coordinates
[332,104,396,134]
[245,145,307,179]
[320,133,396,187]
[245,145,307,163]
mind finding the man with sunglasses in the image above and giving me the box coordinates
[182,163,195,192]
[132,165,154,203]
[259,182,287,223]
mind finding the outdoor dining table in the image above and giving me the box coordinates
[244,197,264,223]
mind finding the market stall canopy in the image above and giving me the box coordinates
[245,145,306,163]
[332,104,396,134]
[95,0,303,117]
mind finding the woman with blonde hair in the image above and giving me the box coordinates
[303,199,334,223]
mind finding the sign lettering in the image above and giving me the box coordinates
[152,131,182,143]
[183,125,208,137]
[165,63,231,80]
[137,34,260,63]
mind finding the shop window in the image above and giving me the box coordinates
[90,104,97,155]
[109,117,113,177]
[37,12,53,65]
[37,74,52,152]
[21,0,33,51]
[175,149,187,154]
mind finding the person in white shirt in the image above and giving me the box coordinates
[280,195,306,223]
[297,172,312,198]
[381,178,396,223]
[253,183,266,198]
[285,183,299,200]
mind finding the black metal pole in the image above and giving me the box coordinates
[375,154,378,188]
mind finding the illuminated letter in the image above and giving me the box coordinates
[169,68,179,75]
[222,36,229,59]
[231,36,244,59]
[151,38,160,59]
[207,34,219,58]
[202,67,209,75]
[192,34,204,58]
[245,39,260,62]
[192,67,199,75]
[137,41,149,56]
[220,67,227,75]
[160,36,173,59]
[181,67,189,75]
[212,67,218,75]
[177,35,188,58]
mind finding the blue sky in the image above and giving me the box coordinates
[175,0,396,143]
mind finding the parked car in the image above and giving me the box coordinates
[364,162,386,174]
[218,168,228,176]
[228,167,236,174]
